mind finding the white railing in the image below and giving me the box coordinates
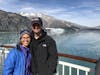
[0,47,95,75]
[56,61,93,75]
[0,47,9,74]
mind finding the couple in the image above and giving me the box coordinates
[3,17,58,75]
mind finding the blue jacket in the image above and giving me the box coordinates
[3,47,30,75]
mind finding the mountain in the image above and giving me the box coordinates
[0,10,99,33]
[0,10,31,32]
[0,10,82,32]
[20,12,88,31]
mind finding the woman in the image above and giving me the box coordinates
[3,30,32,75]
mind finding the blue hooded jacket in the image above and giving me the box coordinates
[3,46,31,75]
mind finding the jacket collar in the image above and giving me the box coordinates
[16,44,22,51]
[31,29,47,41]
[16,44,31,53]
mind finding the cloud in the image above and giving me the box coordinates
[69,1,100,14]
[75,1,100,8]
[0,0,4,4]
[19,4,100,27]
[19,6,68,14]
[43,8,67,14]
[20,7,35,12]
[0,0,100,27]
[0,0,9,5]
[0,0,17,5]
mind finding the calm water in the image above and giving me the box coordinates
[55,31,100,59]
[0,30,100,75]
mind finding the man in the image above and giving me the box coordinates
[30,17,58,75]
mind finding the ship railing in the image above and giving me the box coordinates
[0,45,97,75]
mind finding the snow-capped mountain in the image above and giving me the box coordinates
[0,10,99,33]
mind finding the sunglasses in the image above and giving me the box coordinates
[32,26,41,29]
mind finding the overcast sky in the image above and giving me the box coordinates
[0,0,100,27]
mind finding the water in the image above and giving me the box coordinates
[55,31,100,59]
[0,32,19,45]
[0,30,100,75]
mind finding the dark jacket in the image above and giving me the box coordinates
[3,45,32,75]
[95,58,100,75]
[30,30,58,75]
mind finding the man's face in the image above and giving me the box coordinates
[32,23,42,34]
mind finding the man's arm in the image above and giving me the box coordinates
[47,38,58,74]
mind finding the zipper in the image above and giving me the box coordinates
[22,52,25,75]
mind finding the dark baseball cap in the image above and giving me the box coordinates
[31,17,43,27]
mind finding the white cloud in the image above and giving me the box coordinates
[0,0,100,27]
[20,7,35,12]
[42,8,67,14]
[0,0,16,5]
[0,0,7,4]
[94,7,100,11]
[71,1,100,14]
[19,7,68,15]
[19,5,100,27]
[76,1,100,8]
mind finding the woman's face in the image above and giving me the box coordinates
[20,34,31,47]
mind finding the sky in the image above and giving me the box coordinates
[0,0,100,27]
